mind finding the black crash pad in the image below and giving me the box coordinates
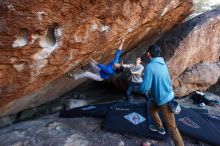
[60,101,220,145]
[102,102,168,141]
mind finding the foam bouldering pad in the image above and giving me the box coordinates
[175,107,220,146]
[59,100,220,145]
[59,100,146,118]
[102,102,168,141]
[59,102,112,118]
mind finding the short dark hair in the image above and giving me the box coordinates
[148,44,161,58]
[114,66,124,74]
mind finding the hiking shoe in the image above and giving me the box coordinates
[124,96,134,103]
[148,124,166,135]
[128,97,134,103]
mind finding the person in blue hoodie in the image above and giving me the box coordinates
[67,38,125,81]
[140,45,184,146]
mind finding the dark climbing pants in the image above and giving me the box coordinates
[125,82,141,98]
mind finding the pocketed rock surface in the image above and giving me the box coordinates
[0,0,192,117]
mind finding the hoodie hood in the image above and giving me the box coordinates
[150,57,165,65]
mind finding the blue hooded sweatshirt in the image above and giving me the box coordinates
[97,49,121,79]
[140,57,174,106]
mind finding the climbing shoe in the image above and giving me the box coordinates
[66,73,74,78]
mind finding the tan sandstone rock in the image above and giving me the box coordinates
[176,61,220,96]
[158,9,220,96]
[0,0,192,116]
[114,9,220,97]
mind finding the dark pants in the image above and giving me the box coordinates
[126,81,141,98]
[150,103,184,146]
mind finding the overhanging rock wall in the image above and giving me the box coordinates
[0,0,192,117]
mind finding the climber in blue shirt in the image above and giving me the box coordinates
[67,38,125,81]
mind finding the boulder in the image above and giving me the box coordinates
[0,0,192,117]
[115,9,220,97]
[176,61,220,96]
[158,9,220,96]
[207,78,220,96]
